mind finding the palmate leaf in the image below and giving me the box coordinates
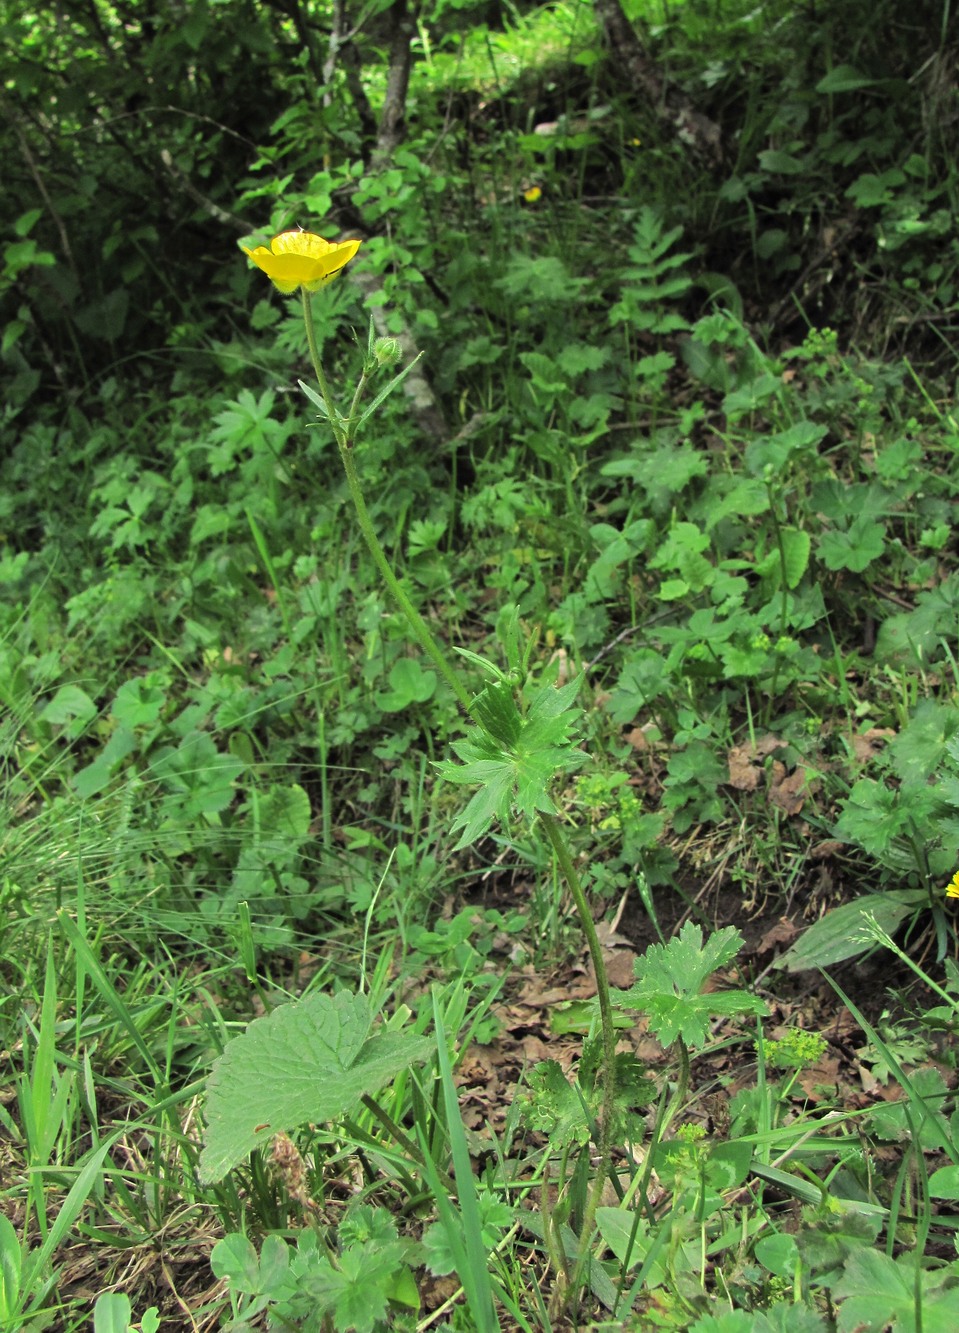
[200,991,432,1182]
[436,675,585,850]
[615,922,766,1048]
[833,1246,959,1332]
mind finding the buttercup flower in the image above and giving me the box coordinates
[946,870,959,899]
[523,186,542,203]
[242,230,361,294]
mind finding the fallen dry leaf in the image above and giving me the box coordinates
[769,763,816,815]
[850,727,896,764]
[726,735,785,790]
[756,917,799,954]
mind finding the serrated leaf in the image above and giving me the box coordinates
[437,675,584,849]
[149,731,245,818]
[327,1244,404,1333]
[38,684,98,734]
[423,1192,513,1276]
[704,478,770,530]
[615,922,766,1047]
[258,782,312,838]
[521,1059,592,1147]
[818,516,886,572]
[200,991,432,1181]
[833,1246,959,1332]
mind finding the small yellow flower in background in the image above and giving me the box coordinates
[946,870,959,899]
[242,230,361,294]
[629,137,642,147]
[522,186,542,203]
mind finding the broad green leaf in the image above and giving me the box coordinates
[93,1292,132,1333]
[757,150,805,174]
[150,731,245,819]
[833,777,920,859]
[687,1313,755,1332]
[818,516,886,572]
[257,783,312,840]
[795,1206,882,1280]
[745,421,828,475]
[888,700,959,787]
[0,1215,21,1323]
[200,991,432,1181]
[594,1206,648,1273]
[72,726,138,799]
[423,1192,513,1276]
[375,657,437,712]
[704,478,770,530]
[327,1244,406,1333]
[863,1066,949,1150]
[750,1306,828,1332]
[111,675,167,728]
[519,350,567,395]
[520,1059,591,1147]
[615,922,766,1047]
[929,1165,959,1200]
[210,1235,262,1293]
[781,527,811,588]
[14,208,42,237]
[38,684,98,736]
[777,891,925,972]
[755,1232,799,1277]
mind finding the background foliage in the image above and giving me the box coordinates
[2,0,959,1326]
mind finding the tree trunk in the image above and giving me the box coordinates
[593,0,722,161]
[374,0,415,163]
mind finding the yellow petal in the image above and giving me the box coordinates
[242,233,361,293]
[270,231,338,259]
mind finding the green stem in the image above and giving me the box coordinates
[540,811,618,1301]
[302,289,620,1305]
[301,289,346,449]
[301,293,471,714]
[660,1035,691,1141]
[345,370,370,439]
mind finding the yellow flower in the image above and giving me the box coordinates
[946,870,959,899]
[241,230,361,294]
[523,186,542,203]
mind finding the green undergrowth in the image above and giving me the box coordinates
[3,0,959,1326]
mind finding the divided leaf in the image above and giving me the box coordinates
[615,922,766,1047]
[200,991,432,1182]
[437,675,584,849]
[833,1246,959,1332]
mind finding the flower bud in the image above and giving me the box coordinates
[373,336,402,368]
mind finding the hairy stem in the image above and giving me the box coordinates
[302,293,471,714]
[303,294,621,1308]
[540,811,618,1302]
